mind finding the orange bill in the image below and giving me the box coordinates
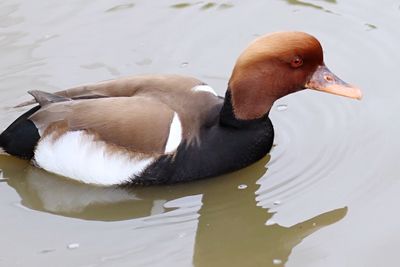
[305,65,362,100]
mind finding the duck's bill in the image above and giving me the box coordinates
[305,65,362,100]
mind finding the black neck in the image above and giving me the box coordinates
[219,89,270,128]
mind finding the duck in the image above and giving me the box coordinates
[0,32,362,186]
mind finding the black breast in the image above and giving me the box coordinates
[131,90,274,185]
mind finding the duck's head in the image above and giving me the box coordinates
[229,31,362,120]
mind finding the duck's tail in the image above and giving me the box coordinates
[0,106,41,159]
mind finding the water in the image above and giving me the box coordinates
[0,0,399,266]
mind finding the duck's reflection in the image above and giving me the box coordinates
[191,157,346,266]
[1,155,346,265]
[1,155,161,220]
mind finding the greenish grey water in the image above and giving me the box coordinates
[0,0,399,266]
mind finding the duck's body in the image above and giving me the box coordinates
[0,32,361,186]
[138,90,274,185]
[1,75,273,185]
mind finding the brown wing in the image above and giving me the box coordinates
[25,74,222,151]
[30,97,175,154]
[16,74,203,107]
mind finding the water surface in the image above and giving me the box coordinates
[1,0,399,266]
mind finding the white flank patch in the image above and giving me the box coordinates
[0,147,6,155]
[192,85,218,96]
[165,112,182,153]
[34,131,154,186]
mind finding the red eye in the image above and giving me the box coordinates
[291,56,303,68]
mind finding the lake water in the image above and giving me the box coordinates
[1,0,399,266]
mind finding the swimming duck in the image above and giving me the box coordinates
[0,32,361,186]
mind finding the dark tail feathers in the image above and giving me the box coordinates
[0,106,41,159]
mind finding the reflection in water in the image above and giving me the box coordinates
[1,155,346,265]
[105,3,135,13]
[1,155,156,221]
[192,157,347,267]
[365,23,377,31]
[282,0,336,11]
[170,3,193,9]
[170,2,234,11]
[200,2,217,10]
